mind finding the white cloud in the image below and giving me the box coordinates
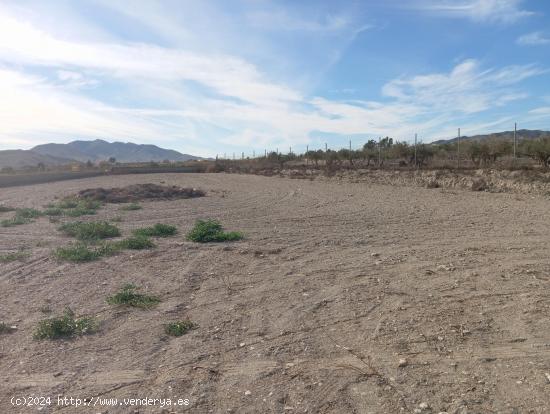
[0,6,545,154]
[416,0,534,23]
[517,31,550,46]
[246,10,351,32]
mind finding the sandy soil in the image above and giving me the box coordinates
[1,173,550,414]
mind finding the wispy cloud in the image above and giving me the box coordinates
[0,2,546,154]
[414,0,534,23]
[517,31,550,46]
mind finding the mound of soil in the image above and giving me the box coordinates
[76,183,205,203]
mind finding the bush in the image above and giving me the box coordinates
[43,207,64,216]
[117,236,155,250]
[34,308,97,340]
[107,284,160,308]
[119,203,142,211]
[165,320,197,337]
[55,242,121,262]
[59,221,121,241]
[0,205,15,213]
[0,251,29,263]
[47,198,101,217]
[1,216,30,227]
[133,223,177,237]
[186,219,244,243]
[15,208,43,219]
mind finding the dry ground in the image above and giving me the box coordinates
[1,173,550,414]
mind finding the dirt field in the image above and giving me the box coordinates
[1,173,550,413]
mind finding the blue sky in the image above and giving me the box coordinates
[0,0,549,157]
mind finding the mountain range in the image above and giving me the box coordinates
[0,139,204,169]
[432,129,550,145]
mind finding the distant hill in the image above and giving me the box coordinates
[0,150,76,170]
[31,139,203,163]
[432,129,550,145]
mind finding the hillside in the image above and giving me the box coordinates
[0,150,76,170]
[31,139,202,163]
[432,129,550,145]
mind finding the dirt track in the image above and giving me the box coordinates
[1,173,550,413]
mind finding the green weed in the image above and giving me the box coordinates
[34,308,97,340]
[106,284,160,308]
[186,219,243,243]
[133,223,177,238]
[59,221,120,241]
[164,320,197,337]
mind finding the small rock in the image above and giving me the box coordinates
[244,390,251,396]
[398,358,408,367]
[371,252,380,257]
[545,373,550,384]
[419,402,430,410]
[239,342,246,347]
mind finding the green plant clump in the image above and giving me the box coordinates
[14,208,43,219]
[0,251,29,263]
[120,203,142,211]
[0,205,15,213]
[55,242,121,262]
[186,219,243,243]
[106,284,160,308]
[33,308,97,340]
[59,221,121,241]
[164,320,197,337]
[47,198,101,217]
[1,216,31,227]
[133,223,177,238]
[117,236,155,250]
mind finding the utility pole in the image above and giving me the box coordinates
[513,122,517,159]
[457,128,461,169]
[349,139,352,165]
[414,133,417,168]
[325,143,328,152]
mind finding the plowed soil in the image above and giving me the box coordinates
[1,173,549,413]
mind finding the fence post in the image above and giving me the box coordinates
[457,128,461,169]
[513,122,517,160]
[414,133,417,168]
[378,137,381,166]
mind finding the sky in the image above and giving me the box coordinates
[0,0,549,157]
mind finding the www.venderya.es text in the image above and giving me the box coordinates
[11,395,190,408]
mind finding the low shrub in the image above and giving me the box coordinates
[55,242,121,262]
[165,320,197,337]
[15,208,43,219]
[59,221,121,241]
[47,198,101,217]
[1,216,30,227]
[186,219,243,243]
[107,284,160,308]
[43,207,64,216]
[119,203,142,211]
[0,251,29,263]
[0,205,15,213]
[133,223,177,237]
[117,236,155,250]
[34,308,97,340]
